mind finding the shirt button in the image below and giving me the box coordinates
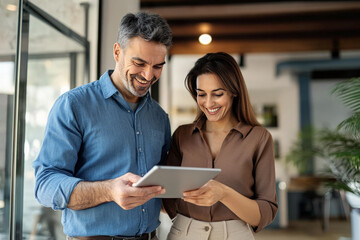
[204,226,210,231]
[139,148,142,152]
[128,110,130,113]
[142,208,146,213]
[136,131,140,135]
[141,173,144,177]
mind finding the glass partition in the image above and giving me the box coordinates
[1,0,90,239]
[0,64,15,240]
[21,13,86,239]
[29,0,86,37]
[0,0,18,239]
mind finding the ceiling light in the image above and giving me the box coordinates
[199,33,212,45]
[6,4,17,11]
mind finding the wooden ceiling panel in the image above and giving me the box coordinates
[170,37,360,55]
[143,2,360,18]
[170,19,360,37]
[141,1,360,54]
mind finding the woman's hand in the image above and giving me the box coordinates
[182,180,227,206]
[183,179,261,227]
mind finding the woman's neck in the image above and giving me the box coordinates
[205,115,238,133]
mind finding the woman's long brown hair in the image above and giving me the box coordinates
[185,52,260,126]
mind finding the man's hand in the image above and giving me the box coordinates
[109,172,165,210]
[68,172,165,210]
[182,180,226,207]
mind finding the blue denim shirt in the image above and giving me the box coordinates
[33,70,171,237]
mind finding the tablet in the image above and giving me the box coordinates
[133,165,221,198]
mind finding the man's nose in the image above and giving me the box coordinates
[142,67,155,81]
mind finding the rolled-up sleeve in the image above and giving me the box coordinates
[253,130,278,232]
[33,94,83,210]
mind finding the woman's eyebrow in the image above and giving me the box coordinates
[212,88,226,92]
[196,88,225,92]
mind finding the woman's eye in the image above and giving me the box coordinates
[197,94,205,97]
[215,93,224,97]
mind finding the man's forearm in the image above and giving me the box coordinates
[68,180,112,210]
[67,173,165,211]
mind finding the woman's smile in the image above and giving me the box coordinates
[206,107,221,115]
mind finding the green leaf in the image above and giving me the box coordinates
[332,78,360,112]
[338,112,360,138]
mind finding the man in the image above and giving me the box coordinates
[33,12,172,239]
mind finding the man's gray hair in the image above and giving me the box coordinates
[117,12,172,50]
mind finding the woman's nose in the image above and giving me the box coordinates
[204,97,215,107]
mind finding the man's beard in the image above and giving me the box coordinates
[120,73,156,97]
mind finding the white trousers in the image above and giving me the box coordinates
[167,214,255,240]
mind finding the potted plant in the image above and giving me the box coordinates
[320,78,360,194]
[319,77,360,239]
[285,78,360,237]
[285,125,319,176]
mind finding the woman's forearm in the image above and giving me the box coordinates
[220,185,261,227]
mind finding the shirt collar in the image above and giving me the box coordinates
[192,114,253,138]
[99,70,152,104]
[99,70,118,99]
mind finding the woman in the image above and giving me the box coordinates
[163,52,278,240]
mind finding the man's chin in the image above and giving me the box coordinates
[131,89,148,97]
[130,81,151,96]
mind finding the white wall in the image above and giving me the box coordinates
[311,81,351,130]
[242,53,301,179]
[311,80,352,172]
[88,0,100,83]
[167,55,201,128]
[99,0,140,74]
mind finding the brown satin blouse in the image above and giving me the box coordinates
[162,117,278,232]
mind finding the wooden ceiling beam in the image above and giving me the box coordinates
[142,1,360,54]
[144,2,360,19]
[169,38,360,55]
[169,19,360,37]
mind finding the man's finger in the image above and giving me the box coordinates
[127,185,165,197]
[144,188,165,198]
[123,172,142,183]
[121,189,165,209]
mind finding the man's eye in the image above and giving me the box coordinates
[134,62,144,67]
[153,66,162,70]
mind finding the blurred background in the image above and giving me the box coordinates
[1,0,360,239]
